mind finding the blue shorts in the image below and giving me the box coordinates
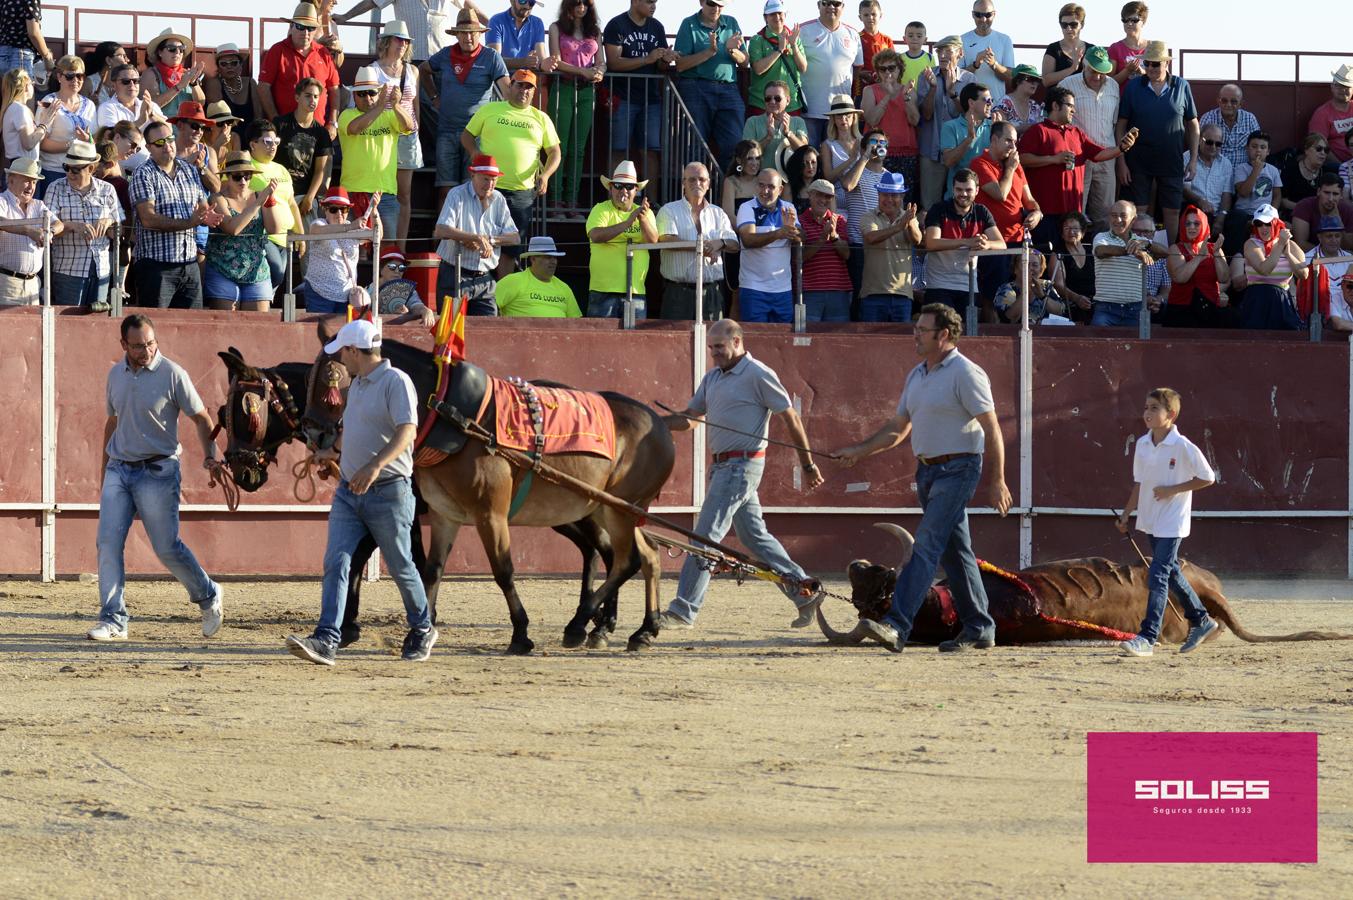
[739,287,793,323]
[436,130,468,186]
[203,263,272,302]
[299,280,348,314]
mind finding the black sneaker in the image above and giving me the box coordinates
[286,634,336,666]
[938,633,996,652]
[401,626,438,662]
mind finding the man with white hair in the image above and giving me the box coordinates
[657,162,739,320]
[0,158,59,305]
[1062,45,1119,232]
[1199,83,1260,169]
[1182,122,1233,233]
[1092,199,1157,326]
[46,140,121,311]
[432,153,519,315]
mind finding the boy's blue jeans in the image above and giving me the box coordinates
[1138,534,1210,642]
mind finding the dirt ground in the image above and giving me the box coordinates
[1,574,1351,898]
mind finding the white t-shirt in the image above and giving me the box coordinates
[37,94,97,172]
[303,218,362,303]
[95,97,161,170]
[1132,427,1214,539]
[2,101,38,162]
[961,29,1016,104]
[735,197,794,292]
[799,20,863,119]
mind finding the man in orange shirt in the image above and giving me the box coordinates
[968,119,1041,305]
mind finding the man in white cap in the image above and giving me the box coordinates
[586,160,658,318]
[259,3,342,136]
[657,161,739,320]
[1311,65,1353,168]
[496,236,581,317]
[287,318,438,667]
[338,66,414,237]
[432,153,519,315]
[0,158,59,305]
[46,140,122,311]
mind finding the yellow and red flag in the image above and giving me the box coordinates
[434,294,468,364]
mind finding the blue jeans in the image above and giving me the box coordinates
[501,188,535,255]
[299,281,347,314]
[611,96,663,151]
[739,287,793,323]
[1138,535,1209,643]
[1091,301,1143,326]
[860,293,912,322]
[677,79,744,158]
[132,258,202,308]
[435,127,468,185]
[667,457,810,624]
[50,266,110,307]
[924,287,972,317]
[314,479,431,648]
[805,117,828,147]
[587,291,647,318]
[97,459,219,629]
[885,454,996,642]
[803,289,852,322]
[0,46,35,77]
[435,263,498,316]
[263,240,287,291]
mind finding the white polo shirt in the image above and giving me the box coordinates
[799,20,862,119]
[1132,427,1214,539]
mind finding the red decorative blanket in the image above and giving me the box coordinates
[492,378,616,460]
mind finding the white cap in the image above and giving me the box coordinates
[763,0,785,13]
[323,319,381,354]
[1251,204,1280,224]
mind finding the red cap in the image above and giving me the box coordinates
[468,154,503,177]
[320,186,352,208]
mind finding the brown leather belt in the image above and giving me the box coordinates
[917,453,972,466]
[712,449,766,464]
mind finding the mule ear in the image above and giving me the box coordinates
[218,350,249,379]
[226,346,245,362]
[316,316,343,348]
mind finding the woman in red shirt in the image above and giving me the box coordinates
[1164,204,1232,327]
[860,49,919,205]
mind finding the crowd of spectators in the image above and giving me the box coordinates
[2,0,1353,333]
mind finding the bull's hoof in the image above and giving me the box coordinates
[585,629,610,650]
[338,624,361,649]
[506,637,535,656]
[561,627,587,649]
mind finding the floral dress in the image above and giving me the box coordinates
[206,207,269,285]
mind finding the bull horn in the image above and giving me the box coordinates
[874,522,915,575]
[817,605,869,645]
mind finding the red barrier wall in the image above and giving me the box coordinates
[3,310,1349,578]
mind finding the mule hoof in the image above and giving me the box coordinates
[585,630,610,650]
[561,628,587,650]
[626,627,656,652]
[506,638,535,656]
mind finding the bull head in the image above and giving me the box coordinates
[818,523,915,645]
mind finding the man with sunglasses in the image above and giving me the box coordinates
[96,64,163,133]
[800,0,862,147]
[673,0,748,164]
[587,160,657,318]
[46,140,121,311]
[961,0,1013,104]
[259,3,341,138]
[129,119,223,309]
[245,119,305,289]
[1182,124,1233,235]
[742,80,807,174]
[1116,40,1198,245]
[1199,84,1260,169]
[488,0,552,75]
[169,102,221,195]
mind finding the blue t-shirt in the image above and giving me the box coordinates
[487,12,545,59]
[939,117,992,198]
[426,44,508,132]
[1119,75,1198,175]
[603,12,668,102]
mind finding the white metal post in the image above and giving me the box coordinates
[1019,241,1033,568]
[41,303,56,582]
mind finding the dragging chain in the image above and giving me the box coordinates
[641,529,852,606]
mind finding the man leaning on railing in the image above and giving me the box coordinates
[0,157,59,305]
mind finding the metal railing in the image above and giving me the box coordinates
[281,222,383,323]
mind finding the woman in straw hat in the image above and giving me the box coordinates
[141,28,206,118]
[205,151,284,311]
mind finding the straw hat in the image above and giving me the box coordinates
[63,140,99,167]
[5,158,44,180]
[447,8,489,33]
[350,65,381,93]
[205,101,242,125]
[214,43,244,59]
[827,94,862,116]
[220,151,260,177]
[287,3,321,28]
[521,236,567,258]
[1333,64,1353,88]
[600,160,649,190]
[1141,41,1171,64]
[147,28,194,60]
[380,20,412,41]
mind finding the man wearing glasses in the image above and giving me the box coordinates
[46,140,121,311]
[833,301,1011,654]
[259,3,341,138]
[961,0,1013,104]
[245,119,305,290]
[747,0,805,118]
[96,64,164,133]
[1182,123,1233,235]
[1199,84,1260,169]
[586,160,658,318]
[129,120,223,308]
[742,80,807,174]
[488,0,553,75]
[800,0,862,147]
[674,0,748,164]
[1116,40,1198,244]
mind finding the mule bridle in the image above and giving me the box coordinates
[216,369,303,472]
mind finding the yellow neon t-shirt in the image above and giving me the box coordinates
[247,159,296,247]
[496,270,581,317]
[464,101,560,192]
[585,200,652,294]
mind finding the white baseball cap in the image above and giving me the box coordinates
[324,319,381,354]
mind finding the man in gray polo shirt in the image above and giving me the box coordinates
[286,319,437,665]
[89,314,224,642]
[835,303,1012,653]
[659,319,826,629]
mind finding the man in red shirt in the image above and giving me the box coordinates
[800,179,853,321]
[970,119,1041,300]
[1018,85,1135,246]
[258,3,342,137]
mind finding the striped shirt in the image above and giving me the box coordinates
[1244,239,1299,287]
[1092,231,1146,305]
[129,159,206,264]
[1200,107,1261,168]
[846,166,884,243]
[1064,72,1120,147]
[45,177,123,279]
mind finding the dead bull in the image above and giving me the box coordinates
[819,524,1353,646]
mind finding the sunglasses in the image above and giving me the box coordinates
[184,122,205,131]
[254,137,280,147]
[1060,20,1080,28]
[1122,16,1142,24]
[763,95,784,103]
[118,77,139,85]
[292,24,317,32]
[1144,61,1164,68]
[877,65,899,72]
[385,262,409,271]
[819,1,842,7]
[611,184,637,191]
[60,71,85,81]
[63,164,92,173]
[218,58,242,66]
[324,205,350,214]
[1314,145,1330,152]
[972,12,993,19]
[227,173,251,182]
[162,45,186,53]
[148,136,174,147]
[1201,138,1222,147]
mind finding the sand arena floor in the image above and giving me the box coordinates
[1,575,1350,897]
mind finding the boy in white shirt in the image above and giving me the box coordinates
[1115,387,1219,657]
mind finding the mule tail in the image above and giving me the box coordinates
[1206,592,1353,643]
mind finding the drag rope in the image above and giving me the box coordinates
[292,453,341,503]
[207,462,241,513]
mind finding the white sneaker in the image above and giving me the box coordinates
[201,587,224,638]
[88,621,127,641]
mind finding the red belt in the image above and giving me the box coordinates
[712,449,766,464]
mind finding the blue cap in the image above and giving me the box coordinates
[876,171,908,194]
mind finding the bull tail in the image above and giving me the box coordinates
[1204,593,1353,643]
